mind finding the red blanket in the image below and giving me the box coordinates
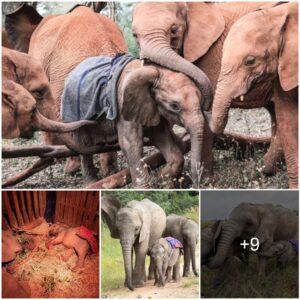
[77,226,98,253]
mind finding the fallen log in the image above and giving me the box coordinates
[2,158,54,188]
[88,140,191,189]
[2,140,152,159]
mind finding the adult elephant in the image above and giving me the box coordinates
[164,214,199,277]
[5,3,126,178]
[132,2,281,180]
[101,197,166,291]
[208,203,298,275]
[210,2,298,188]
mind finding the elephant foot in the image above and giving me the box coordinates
[71,264,84,272]
[183,271,190,277]
[84,174,99,186]
[193,270,199,277]
[64,157,81,175]
[132,280,145,288]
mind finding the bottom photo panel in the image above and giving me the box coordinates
[201,190,299,298]
[101,191,200,298]
[2,190,99,298]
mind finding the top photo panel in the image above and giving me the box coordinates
[2,2,298,190]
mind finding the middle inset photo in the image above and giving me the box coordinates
[101,191,200,298]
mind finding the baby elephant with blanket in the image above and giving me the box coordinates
[46,224,98,271]
[150,237,183,287]
[61,52,212,188]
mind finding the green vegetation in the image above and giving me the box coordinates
[102,191,199,215]
[101,192,199,294]
[202,254,298,298]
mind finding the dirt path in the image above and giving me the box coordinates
[102,245,200,299]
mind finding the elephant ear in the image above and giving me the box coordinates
[139,206,151,243]
[5,3,43,53]
[277,2,298,91]
[121,65,160,127]
[254,212,274,246]
[184,3,225,62]
[101,196,121,239]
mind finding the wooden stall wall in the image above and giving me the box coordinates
[55,191,99,232]
[2,191,46,229]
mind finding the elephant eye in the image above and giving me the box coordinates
[170,101,181,111]
[244,56,256,66]
[32,88,45,101]
[171,25,178,34]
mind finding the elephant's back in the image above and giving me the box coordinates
[29,7,128,118]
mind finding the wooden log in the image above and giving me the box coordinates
[19,192,29,224]
[90,192,99,231]
[25,191,35,222]
[2,158,54,188]
[3,192,17,228]
[11,191,23,227]
[87,151,166,189]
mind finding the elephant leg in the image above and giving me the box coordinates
[263,103,283,176]
[61,248,74,261]
[64,156,81,175]
[154,266,159,286]
[118,121,150,188]
[73,244,88,271]
[81,154,98,184]
[132,244,147,287]
[201,123,214,184]
[274,86,298,188]
[166,267,172,283]
[173,259,181,282]
[258,256,267,277]
[146,121,184,186]
[148,258,155,280]
[183,246,191,277]
[99,152,118,177]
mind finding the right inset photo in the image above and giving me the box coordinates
[201,190,298,298]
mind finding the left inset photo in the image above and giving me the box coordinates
[2,191,99,298]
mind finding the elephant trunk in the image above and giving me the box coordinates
[156,261,165,286]
[120,237,134,291]
[186,115,205,188]
[208,220,241,269]
[190,243,199,276]
[33,110,97,133]
[210,75,239,134]
[139,39,213,111]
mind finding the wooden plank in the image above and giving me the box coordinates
[76,192,88,226]
[2,192,17,228]
[33,191,40,218]
[11,191,23,227]
[19,191,29,224]
[89,192,99,229]
[61,191,67,224]
[25,191,34,222]
[40,191,47,217]
[72,192,81,226]
[82,192,94,228]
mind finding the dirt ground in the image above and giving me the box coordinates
[102,244,200,299]
[7,233,99,298]
[2,108,289,189]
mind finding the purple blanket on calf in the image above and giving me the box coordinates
[165,237,183,249]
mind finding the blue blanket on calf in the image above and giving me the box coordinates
[289,240,299,252]
[165,237,183,249]
[61,53,135,122]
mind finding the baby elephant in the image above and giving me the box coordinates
[150,237,183,287]
[258,240,298,265]
[46,224,97,270]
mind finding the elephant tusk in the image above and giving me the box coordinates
[240,95,244,101]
